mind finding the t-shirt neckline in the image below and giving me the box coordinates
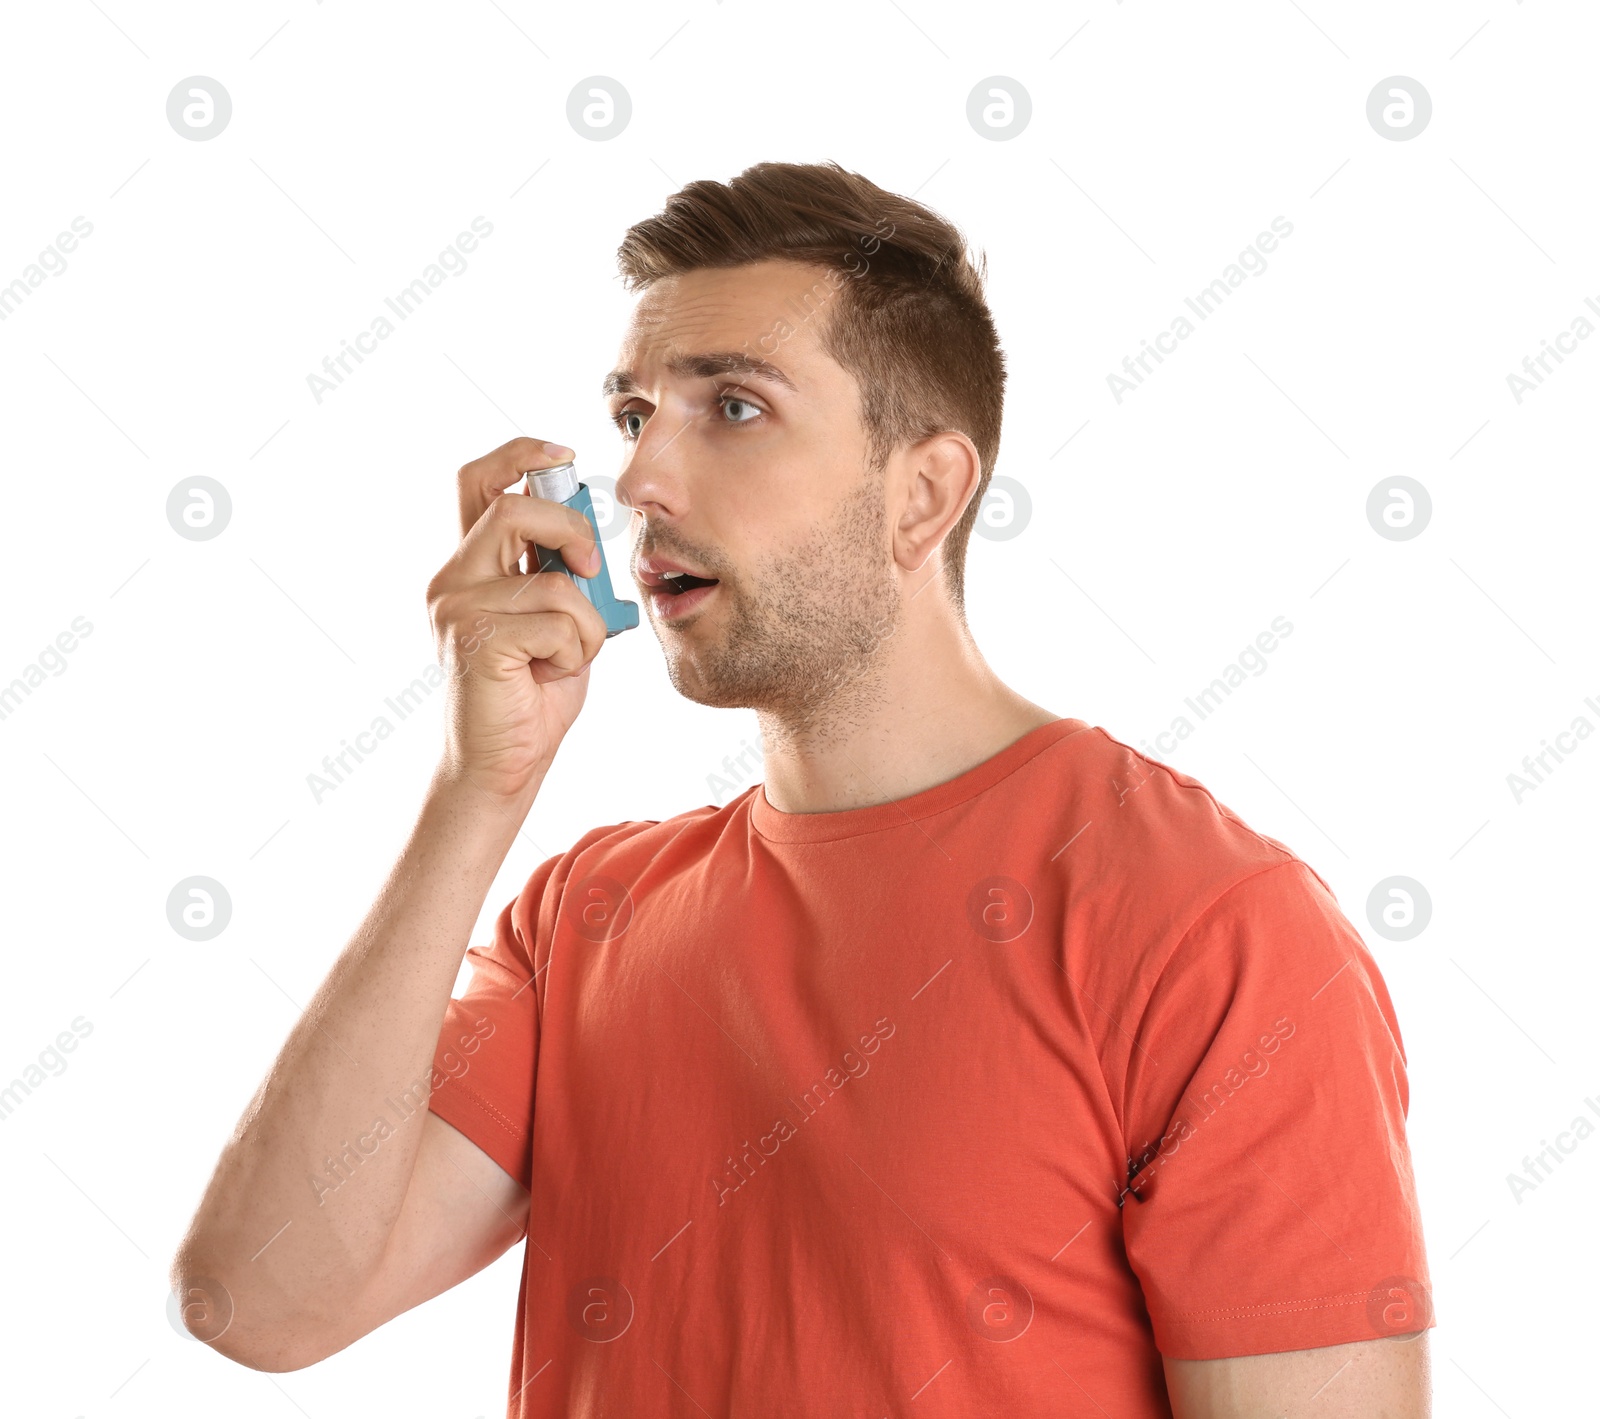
[749,717,1092,844]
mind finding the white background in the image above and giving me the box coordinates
[1,1,1594,1414]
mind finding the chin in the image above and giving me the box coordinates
[663,659,751,711]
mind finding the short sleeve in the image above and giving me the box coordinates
[1118,859,1432,1359]
[426,855,561,1193]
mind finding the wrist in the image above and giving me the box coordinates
[425,761,545,836]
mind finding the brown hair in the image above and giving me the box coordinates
[615,160,1007,615]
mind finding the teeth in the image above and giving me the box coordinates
[654,570,715,595]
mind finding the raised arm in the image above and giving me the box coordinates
[170,438,609,1370]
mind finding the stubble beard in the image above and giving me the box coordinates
[655,472,903,748]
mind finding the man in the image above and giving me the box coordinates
[173,161,1433,1416]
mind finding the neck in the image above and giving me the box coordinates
[755,600,1060,814]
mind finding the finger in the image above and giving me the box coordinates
[443,571,609,666]
[456,484,601,585]
[464,604,595,681]
[455,436,576,540]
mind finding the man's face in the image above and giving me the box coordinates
[608,259,901,726]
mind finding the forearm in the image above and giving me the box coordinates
[172,765,541,1365]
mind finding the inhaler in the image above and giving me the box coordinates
[523,461,639,638]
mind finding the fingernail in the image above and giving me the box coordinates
[544,441,575,459]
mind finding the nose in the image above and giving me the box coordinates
[615,409,691,523]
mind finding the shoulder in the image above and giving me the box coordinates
[528,789,761,899]
[1051,723,1325,895]
[1051,725,1351,1003]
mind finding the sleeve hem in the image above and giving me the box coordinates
[1153,1289,1437,1359]
[428,1079,531,1193]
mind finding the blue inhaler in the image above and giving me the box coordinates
[524,461,639,637]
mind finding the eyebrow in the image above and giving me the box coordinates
[601,350,798,400]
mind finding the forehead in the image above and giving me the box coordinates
[615,259,842,368]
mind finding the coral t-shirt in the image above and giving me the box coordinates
[428,718,1432,1417]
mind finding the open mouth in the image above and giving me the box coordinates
[655,572,719,597]
[647,573,720,620]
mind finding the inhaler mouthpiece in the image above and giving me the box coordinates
[529,461,580,503]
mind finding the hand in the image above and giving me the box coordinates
[427,437,610,804]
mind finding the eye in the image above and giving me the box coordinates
[717,392,765,426]
[611,407,647,441]
[610,391,765,442]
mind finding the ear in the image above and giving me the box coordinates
[891,431,984,577]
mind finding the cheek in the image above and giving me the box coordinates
[694,419,870,570]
